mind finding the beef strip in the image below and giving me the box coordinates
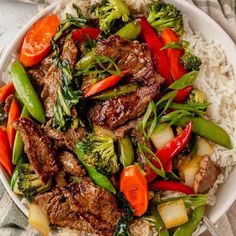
[89,84,160,130]
[59,151,85,177]
[193,155,221,193]
[14,118,59,183]
[35,180,122,235]
[42,119,86,151]
[96,35,155,86]
[3,94,14,113]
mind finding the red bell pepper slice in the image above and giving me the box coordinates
[145,122,192,183]
[7,98,21,149]
[72,27,101,43]
[139,17,172,85]
[0,127,13,176]
[0,83,14,102]
[84,71,128,98]
[150,180,194,194]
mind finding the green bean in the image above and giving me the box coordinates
[118,135,134,167]
[116,21,141,40]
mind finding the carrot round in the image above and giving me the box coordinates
[120,164,148,216]
[20,14,60,67]
[7,98,21,149]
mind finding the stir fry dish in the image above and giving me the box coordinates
[0,0,232,235]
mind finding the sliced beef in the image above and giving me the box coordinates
[43,120,86,151]
[193,155,221,193]
[96,35,155,86]
[35,180,122,235]
[3,94,14,113]
[59,151,85,177]
[14,118,59,183]
[89,84,160,130]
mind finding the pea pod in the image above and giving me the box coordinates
[173,206,205,236]
[116,21,141,40]
[91,84,139,101]
[75,144,116,194]
[12,107,30,165]
[75,48,96,70]
[118,135,134,167]
[175,116,232,149]
[10,60,45,123]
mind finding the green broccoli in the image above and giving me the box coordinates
[181,49,202,71]
[77,134,119,176]
[147,0,184,36]
[189,89,208,104]
[92,0,130,34]
[17,164,51,202]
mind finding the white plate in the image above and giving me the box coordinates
[0,0,236,233]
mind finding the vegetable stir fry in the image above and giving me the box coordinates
[0,1,232,236]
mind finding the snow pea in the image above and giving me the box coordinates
[75,145,116,194]
[10,61,46,123]
[175,116,232,149]
[118,135,134,167]
[12,107,30,165]
[173,206,205,236]
[91,84,139,101]
[116,21,141,40]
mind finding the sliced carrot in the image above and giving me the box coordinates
[0,127,13,176]
[84,71,128,98]
[0,83,14,102]
[120,164,148,217]
[7,98,21,149]
[20,14,60,67]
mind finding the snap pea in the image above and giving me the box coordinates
[75,48,96,70]
[116,21,141,40]
[118,135,134,167]
[175,116,232,149]
[173,206,205,236]
[12,107,30,165]
[91,84,139,101]
[10,60,45,123]
[75,145,116,194]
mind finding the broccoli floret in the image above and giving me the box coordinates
[93,0,130,34]
[147,0,184,36]
[189,89,208,104]
[181,49,202,71]
[17,164,51,202]
[77,134,119,176]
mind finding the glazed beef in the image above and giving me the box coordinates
[96,35,155,86]
[35,180,122,236]
[89,84,160,130]
[14,118,59,183]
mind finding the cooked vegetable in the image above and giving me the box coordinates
[196,138,214,156]
[6,97,21,149]
[120,164,148,216]
[76,48,97,70]
[17,164,52,202]
[76,134,119,176]
[91,84,139,101]
[72,27,101,42]
[173,206,205,236]
[10,61,46,123]
[147,1,184,36]
[189,89,208,104]
[75,139,116,194]
[157,199,189,229]
[181,49,202,71]
[0,127,13,176]
[116,21,141,40]
[0,82,14,102]
[84,70,128,97]
[10,166,22,194]
[20,14,60,67]
[0,103,7,125]
[118,135,134,167]
[93,0,130,34]
[140,17,172,85]
[12,107,30,165]
[175,116,232,149]
[93,125,117,141]
[151,180,194,194]
[29,203,50,236]
[151,123,175,150]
